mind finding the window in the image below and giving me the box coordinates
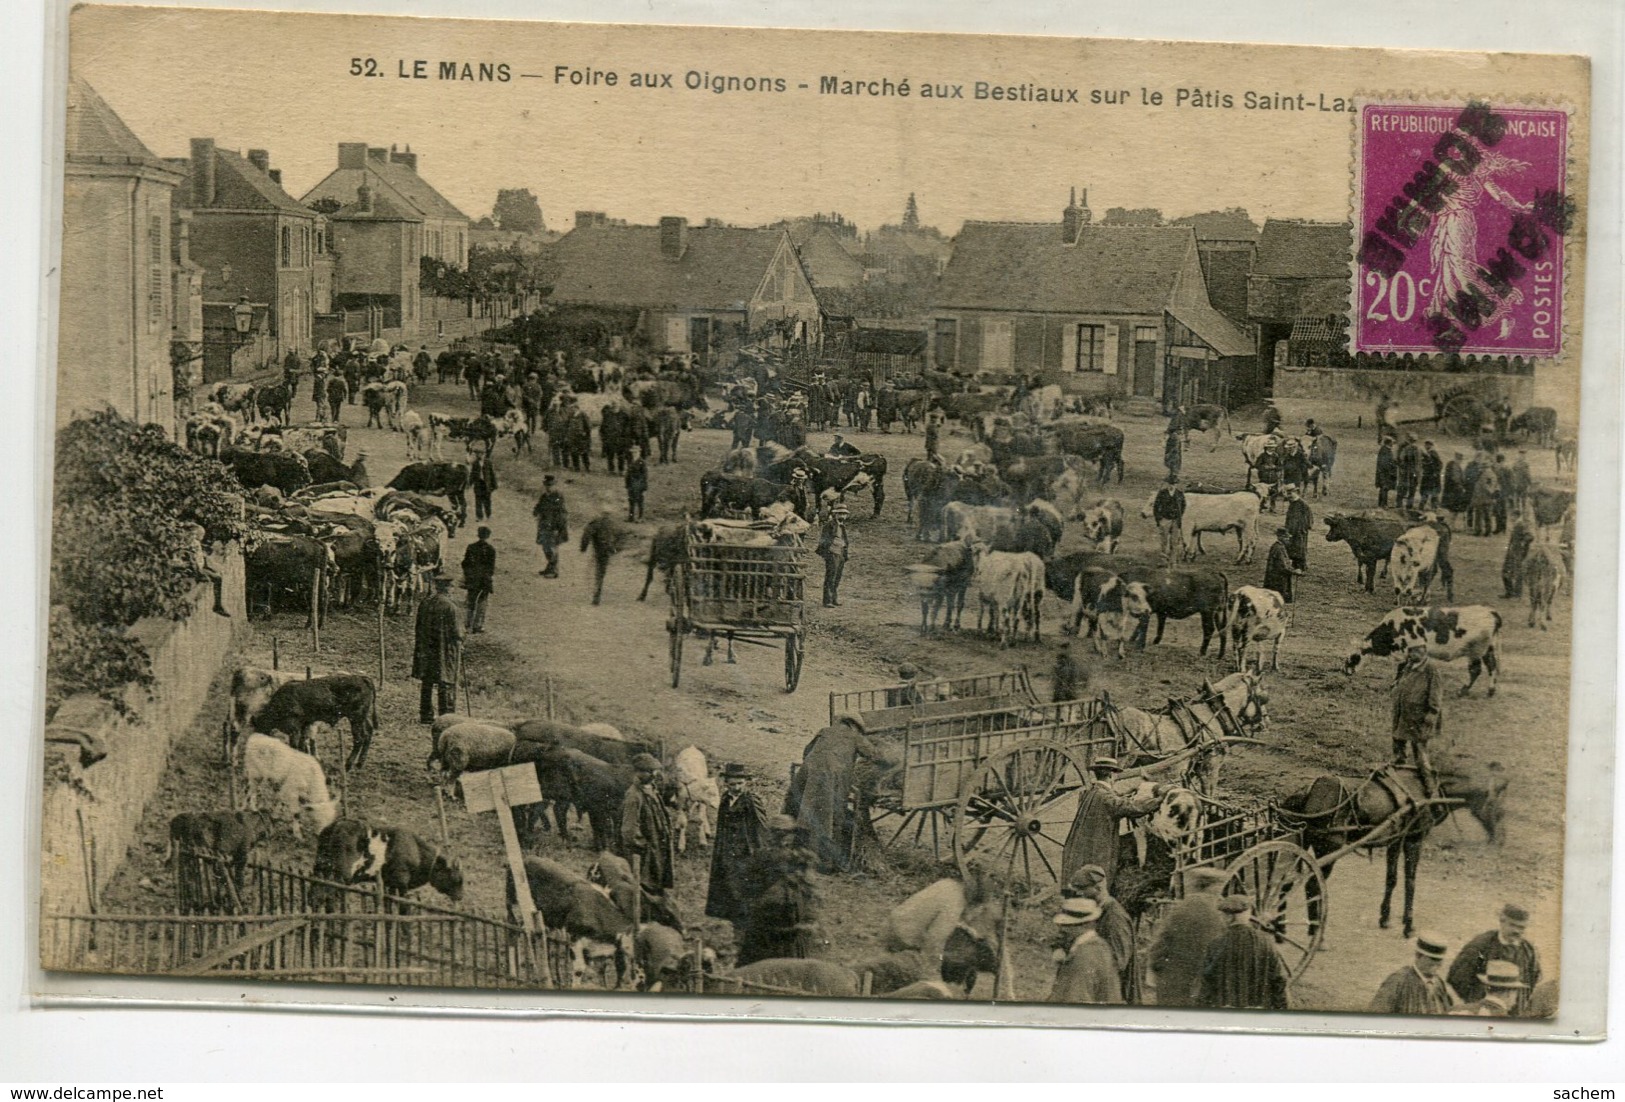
[280,226,292,268]
[934,318,957,368]
[1135,325,1158,345]
[1074,324,1106,372]
[146,214,164,331]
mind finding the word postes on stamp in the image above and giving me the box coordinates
[1353,99,1572,359]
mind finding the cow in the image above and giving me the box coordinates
[1050,421,1125,484]
[241,733,338,840]
[903,458,951,540]
[592,850,686,933]
[998,454,1084,505]
[1345,606,1503,696]
[428,413,498,458]
[227,665,302,760]
[304,449,368,487]
[635,923,715,992]
[655,405,684,464]
[1227,585,1288,671]
[1323,514,1407,593]
[1522,542,1564,630]
[699,472,786,519]
[429,721,518,784]
[512,719,660,767]
[670,745,720,852]
[762,452,888,516]
[250,674,379,771]
[168,810,272,913]
[1527,486,1576,528]
[638,525,689,601]
[906,538,975,635]
[388,462,469,527]
[941,502,1018,545]
[1391,525,1442,604]
[211,383,258,423]
[1141,489,1260,564]
[244,533,335,623]
[969,545,1044,647]
[230,450,311,496]
[1554,437,1578,473]
[371,828,465,904]
[1078,499,1124,553]
[311,817,385,891]
[1509,406,1558,446]
[255,383,294,425]
[400,410,428,461]
[1088,575,1143,660]
[1119,566,1231,656]
[506,856,636,988]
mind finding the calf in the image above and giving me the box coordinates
[227,665,301,759]
[1323,514,1406,593]
[1522,543,1563,630]
[1079,498,1124,553]
[401,410,428,461]
[312,817,386,892]
[906,538,975,635]
[699,472,785,519]
[670,745,719,852]
[1227,585,1288,672]
[430,722,518,784]
[636,923,714,992]
[373,828,464,904]
[168,810,272,913]
[242,733,338,840]
[1346,605,1503,696]
[1390,525,1442,604]
[507,856,636,988]
[250,673,379,771]
[1089,576,1142,660]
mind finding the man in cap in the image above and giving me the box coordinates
[1197,896,1291,1010]
[736,814,819,966]
[1064,865,1134,998]
[411,574,463,724]
[1048,897,1122,1004]
[1052,641,1087,703]
[817,498,851,607]
[1443,448,1472,520]
[469,449,498,523]
[460,526,496,633]
[1448,904,1542,1015]
[1264,525,1305,603]
[532,474,568,578]
[1152,474,1186,565]
[788,714,889,873]
[705,764,770,929]
[624,446,649,522]
[1391,638,1443,796]
[1419,439,1444,510]
[1060,758,1162,890]
[620,752,677,910]
[1451,960,1528,1017]
[1148,866,1229,1007]
[1370,933,1455,1015]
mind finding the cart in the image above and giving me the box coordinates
[1397,388,1492,437]
[667,523,809,692]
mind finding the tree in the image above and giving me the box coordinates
[492,188,545,234]
[307,197,342,216]
[1100,207,1165,226]
[1171,207,1261,239]
[902,192,920,231]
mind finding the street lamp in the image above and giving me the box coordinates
[232,296,255,343]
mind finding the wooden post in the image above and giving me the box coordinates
[434,785,449,845]
[336,719,348,817]
[310,566,321,653]
[75,808,97,915]
[544,676,554,721]
[377,596,387,687]
[272,635,280,671]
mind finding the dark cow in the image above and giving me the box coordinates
[312,819,463,907]
[761,451,888,517]
[1509,406,1558,446]
[431,414,498,457]
[245,534,333,623]
[169,810,272,914]
[1051,422,1125,484]
[1527,486,1575,528]
[231,450,311,495]
[304,449,368,487]
[388,462,470,526]
[251,674,380,771]
[638,525,688,601]
[1323,513,1407,593]
[903,459,950,539]
[315,522,382,609]
[699,472,787,519]
[997,454,1081,504]
[1346,605,1503,696]
[255,383,293,425]
[988,513,1056,558]
[506,856,636,987]
[513,718,659,768]
[376,489,458,534]
[1123,567,1231,655]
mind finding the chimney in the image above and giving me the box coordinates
[659,216,688,259]
[268,168,282,185]
[367,146,388,162]
[357,183,373,214]
[1078,186,1092,225]
[1062,187,1082,245]
[174,209,193,265]
[389,144,418,173]
[189,138,216,208]
[246,148,270,174]
[338,142,368,169]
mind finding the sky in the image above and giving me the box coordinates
[68,6,1588,237]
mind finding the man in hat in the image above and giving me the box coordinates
[1448,904,1542,1015]
[789,715,889,873]
[624,446,649,522]
[579,507,628,606]
[1419,440,1444,510]
[1148,867,1229,1007]
[1197,896,1291,1010]
[1451,960,1528,1017]
[1060,758,1162,890]
[1396,433,1422,509]
[1065,865,1134,998]
[1264,526,1305,603]
[532,475,568,578]
[1391,639,1443,796]
[1048,897,1122,1004]
[817,498,851,608]
[1370,933,1455,1015]
[1052,641,1087,703]
[469,449,498,523]
[1376,435,1398,507]
[1443,449,1472,520]
[1283,486,1313,573]
[736,814,819,966]
[620,752,678,910]
[1152,475,1186,566]
[705,763,770,929]
[460,526,496,634]
[826,433,860,459]
[886,663,929,708]
[411,574,463,724]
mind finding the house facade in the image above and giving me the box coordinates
[929,194,1253,408]
[303,143,469,267]
[547,217,821,367]
[58,75,185,435]
[324,183,425,331]
[1246,219,1354,375]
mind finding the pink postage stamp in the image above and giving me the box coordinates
[1352,99,1572,358]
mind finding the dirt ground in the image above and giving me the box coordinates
[102,368,1572,1012]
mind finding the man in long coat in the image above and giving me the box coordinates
[1283,488,1313,572]
[532,475,568,578]
[1048,897,1123,1005]
[1059,758,1161,891]
[620,753,677,905]
[736,816,819,966]
[1375,436,1398,507]
[1391,641,1443,795]
[1198,896,1291,1009]
[579,509,628,606]
[789,715,889,872]
[1443,450,1472,518]
[1447,903,1542,1016]
[705,764,769,928]
[460,526,496,634]
[1149,866,1229,1007]
[1371,933,1455,1014]
[1263,526,1304,603]
[469,452,498,523]
[412,575,462,723]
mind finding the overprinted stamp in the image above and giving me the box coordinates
[1352,99,1573,358]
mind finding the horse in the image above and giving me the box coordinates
[1096,671,1269,796]
[1278,764,1507,939]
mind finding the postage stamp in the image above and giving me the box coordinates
[1352,99,1572,358]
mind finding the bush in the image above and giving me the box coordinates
[44,606,153,718]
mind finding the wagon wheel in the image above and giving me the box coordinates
[1221,839,1328,982]
[954,739,1088,902]
[1442,395,1485,438]
[783,630,804,693]
[851,786,954,869]
[668,621,684,688]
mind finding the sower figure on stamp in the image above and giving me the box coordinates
[413,574,463,724]
[532,474,568,578]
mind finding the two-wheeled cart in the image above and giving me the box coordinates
[667,523,808,692]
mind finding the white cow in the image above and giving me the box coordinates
[970,545,1044,647]
[1391,525,1441,604]
[401,410,427,460]
[1227,585,1288,671]
[942,503,1020,545]
[1140,489,1261,564]
[1346,605,1504,696]
[242,732,338,840]
[1079,498,1125,553]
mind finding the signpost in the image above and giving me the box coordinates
[460,764,553,989]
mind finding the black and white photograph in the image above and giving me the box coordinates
[32,4,1605,1039]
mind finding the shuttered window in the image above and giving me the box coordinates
[934,318,957,368]
[1074,324,1106,372]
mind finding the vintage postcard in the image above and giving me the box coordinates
[37,4,1603,1035]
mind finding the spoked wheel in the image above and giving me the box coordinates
[1222,840,1328,982]
[668,622,684,688]
[954,739,1087,902]
[783,631,804,692]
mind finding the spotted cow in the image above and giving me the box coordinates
[1345,606,1503,697]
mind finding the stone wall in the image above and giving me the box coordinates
[39,546,247,917]
[1274,365,1534,409]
